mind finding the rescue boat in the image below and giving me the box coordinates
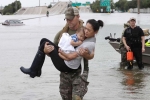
[105,29,150,64]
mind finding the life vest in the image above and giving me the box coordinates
[125,26,142,47]
[145,40,150,46]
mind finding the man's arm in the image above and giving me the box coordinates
[122,37,127,47]
[140,28,145,52]
[122,30,130,51]
[122,37,130,51]
[120,29,126,42]
[53,30,63,45]
[138,27,145,52]
[141,36,145,48]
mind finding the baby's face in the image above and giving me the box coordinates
[77,31,85,41]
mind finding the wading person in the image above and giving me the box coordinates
[46,11,49,17]
[122,17,145,70]
[119,21,130,66]
[20,7,104,100]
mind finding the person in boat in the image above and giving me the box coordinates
[119,20,130,66]
[20,7,104,100]
[122,17,145,70]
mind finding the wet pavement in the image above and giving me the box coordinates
[0,13,150,100]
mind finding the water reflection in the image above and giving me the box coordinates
[120,68,145,94]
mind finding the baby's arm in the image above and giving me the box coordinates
[70,40,82,47]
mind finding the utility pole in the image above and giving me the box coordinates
[137,0,140,14]
[16,0,17,11]
[39,0,40,6]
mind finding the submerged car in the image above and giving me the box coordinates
[2,19,24,26]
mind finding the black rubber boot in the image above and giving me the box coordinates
[20,50,45,78]
[127,61,133,70]
[138,62,144,70]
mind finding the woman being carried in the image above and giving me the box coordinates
[20,19,104,78]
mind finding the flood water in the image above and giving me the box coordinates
[0,13,150,100]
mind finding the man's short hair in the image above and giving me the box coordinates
[65,7,79,20]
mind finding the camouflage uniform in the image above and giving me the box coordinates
[60,70,89,100]
[119,43,127,66]
[119,23,129,66]
[54,20,89,100]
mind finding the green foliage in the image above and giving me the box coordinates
[3,1,21,15]
[47,4,52,8]
[115,0,150,12]
[90,0,115,13]
[140,0,150,8]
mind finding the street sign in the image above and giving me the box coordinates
[106,6,111,12]
[100,0,110,6]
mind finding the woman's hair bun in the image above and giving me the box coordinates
[97,20,104,28]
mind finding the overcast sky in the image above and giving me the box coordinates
[1,0,119,7]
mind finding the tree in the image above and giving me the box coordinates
[47,4,52,8]
[3,1,21,15]
[115,0,127,12]
[90,0,115,13]
[115,0,150,12]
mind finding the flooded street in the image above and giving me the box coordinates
[0,13,150,100]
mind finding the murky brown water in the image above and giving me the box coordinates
[0,13,150,100]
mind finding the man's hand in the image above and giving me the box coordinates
[44,42,54,54]
[78,48,89,57]
[142,47,145,52]
[78,47,94,60]
[125,45,130,51]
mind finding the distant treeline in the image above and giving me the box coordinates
[115,0,150,12]
[2,1,21,15]
[90,0,150,13]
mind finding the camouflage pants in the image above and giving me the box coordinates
[120,46,127,66]
[59,69,89,100]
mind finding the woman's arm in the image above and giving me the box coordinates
[58,53,70,61]
[59,48,94,60]
[58,49,78,60]
[70,40,82,46]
